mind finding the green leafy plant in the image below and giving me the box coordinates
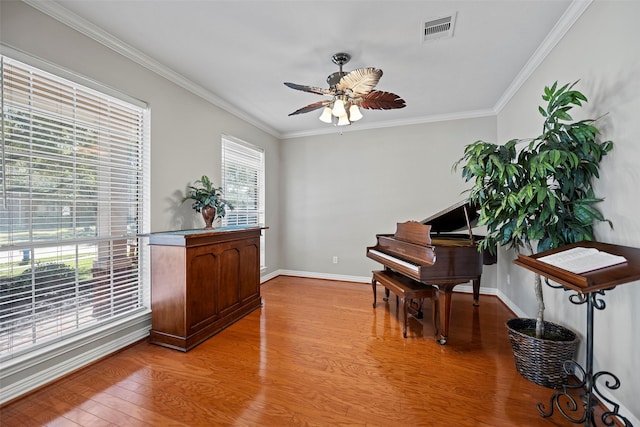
[181,175,233,220]
[454,81,613,338]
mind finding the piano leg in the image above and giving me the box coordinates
[432,294,440,339]
[472,278,481,306]
[435,285,456,345]
[432,279,481,344]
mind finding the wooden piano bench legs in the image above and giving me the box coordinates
[371,270,440,339]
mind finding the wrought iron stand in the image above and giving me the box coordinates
[513,241,640,427]
[536,285,632,426]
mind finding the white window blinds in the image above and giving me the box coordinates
[221,135,265,266]
[0,55,149,358]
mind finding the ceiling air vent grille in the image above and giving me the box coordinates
[422,12,457,42]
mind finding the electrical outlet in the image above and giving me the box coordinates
[332,256,338,264]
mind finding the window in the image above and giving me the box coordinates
[0,55,150,358]
[221,135,265,267]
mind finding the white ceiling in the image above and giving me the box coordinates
[33,0,585,139]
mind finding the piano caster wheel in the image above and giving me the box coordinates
[437,338,447,345]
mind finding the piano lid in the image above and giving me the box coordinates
[420,200,480,233]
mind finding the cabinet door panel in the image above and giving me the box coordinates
[218,246,240,314]
[239,240,259,301]
[188,251,218,331]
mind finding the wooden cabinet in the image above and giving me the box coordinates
[147,226,264,351]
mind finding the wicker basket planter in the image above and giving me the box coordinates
[506,318,579,389]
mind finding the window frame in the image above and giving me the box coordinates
[221,134,265,268]
[0,49,151,363]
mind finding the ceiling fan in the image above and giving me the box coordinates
[284,52,406,126]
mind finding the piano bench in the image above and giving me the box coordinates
[371,270,439,339]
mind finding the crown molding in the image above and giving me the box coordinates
[22,0,281,139]
[281,0,593,140]
[280,108,497,139]
[22,0,591,141]
[493,0,593,113]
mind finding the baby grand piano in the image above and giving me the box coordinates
[366,200,496,344]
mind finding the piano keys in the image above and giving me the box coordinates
[366,200,495,344]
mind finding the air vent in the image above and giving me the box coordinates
[422,12,457,42]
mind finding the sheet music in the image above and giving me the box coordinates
[538,246,627,274]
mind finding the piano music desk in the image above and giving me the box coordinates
[372,270,440,339]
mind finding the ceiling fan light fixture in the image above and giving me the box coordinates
[284,52,405,127]
[319,107,333,123]
[332,98,346,117]
[337,114,350,126]
[349,104,363,121]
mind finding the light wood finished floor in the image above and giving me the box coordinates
[1,276,602,426]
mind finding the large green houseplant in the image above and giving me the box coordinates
[454,81,613,387]
[182,175,233,229]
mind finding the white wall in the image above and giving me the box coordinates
[497,1,640,422]
[281,117,497,283]
[0,0,282,276]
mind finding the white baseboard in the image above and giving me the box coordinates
[272,269,371,284]
[267,269,500,297]
[495,288,528,318]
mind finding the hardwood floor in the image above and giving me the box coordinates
[1,276,595,426]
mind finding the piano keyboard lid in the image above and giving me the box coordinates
[420,199,480,233]
[368,249,420,273]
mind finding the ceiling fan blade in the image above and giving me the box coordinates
[284,82,332,96]
[359,90,406,110]
[288,100,331,116]
[336,67,382,96]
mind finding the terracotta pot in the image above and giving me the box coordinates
[201,206,217,229]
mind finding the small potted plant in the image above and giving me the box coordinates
[454,81,614,388]
[182,175,233,229]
